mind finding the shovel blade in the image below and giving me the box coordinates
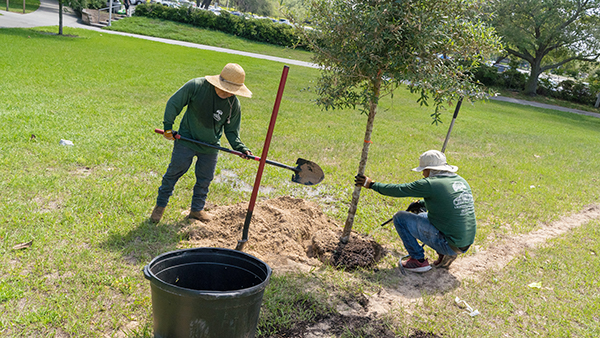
[292,158,324,185]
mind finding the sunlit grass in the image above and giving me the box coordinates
[1,26,600,336]
[3,0,40,13]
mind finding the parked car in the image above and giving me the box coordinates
[493,63,511,73]
[178,0,196,7]
[153,0,178,7]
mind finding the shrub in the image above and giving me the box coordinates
[500,68,527,91]
[67,0,106,13]
[133,3,302,48]
[536,78,558,97]
[472,64,501,87]
[472,63,598,107]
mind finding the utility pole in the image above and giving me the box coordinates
[22,0,25,13]
[108,0,112,26]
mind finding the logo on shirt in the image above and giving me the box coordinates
[452,181,467,192]
[213,110,223,121]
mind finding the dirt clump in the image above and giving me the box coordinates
[309,229,385,270]
[179,196,383,270]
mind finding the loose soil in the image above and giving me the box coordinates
[176,196,600,336]
[180,196,384,271]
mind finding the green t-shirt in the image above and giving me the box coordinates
[163,78,249,154]
[371,175,477,247]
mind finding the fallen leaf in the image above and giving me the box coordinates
[12,240,33,250]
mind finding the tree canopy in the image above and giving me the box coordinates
[295,0,502,241]
[491,0,600,95]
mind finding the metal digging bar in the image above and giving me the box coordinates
[236,65,288,251]
[380,97,464,227]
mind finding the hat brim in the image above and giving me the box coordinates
[412,164,459,172]
[206,75,252,98]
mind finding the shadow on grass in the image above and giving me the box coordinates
[258,270,451,338]
[100,219,186,266]
[357,265,461,300]
[0,28,82,39]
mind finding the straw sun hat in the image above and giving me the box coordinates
[205,63,252,98]
[412,150,459,172]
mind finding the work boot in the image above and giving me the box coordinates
[188,210,212,222]
[433,253,457,268]
[150,206,165,223]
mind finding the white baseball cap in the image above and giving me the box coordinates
[412,150,458,172]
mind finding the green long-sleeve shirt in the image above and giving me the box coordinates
[163,78,249,154]
[371,175,476,247]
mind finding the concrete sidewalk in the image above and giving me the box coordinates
[0,0,81,28]
[2,0,599,118]
[490,96,600,119]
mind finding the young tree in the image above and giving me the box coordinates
[295,0,502,243]
[491,0,600,95]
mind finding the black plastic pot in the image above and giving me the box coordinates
[143,247,272,338]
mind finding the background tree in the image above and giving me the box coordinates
[294,0,502,242]
[233,0,273,15]
[491,0,600,95]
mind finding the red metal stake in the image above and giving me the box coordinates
[236,65,289,251]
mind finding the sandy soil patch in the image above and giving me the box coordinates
[177,196,600,318]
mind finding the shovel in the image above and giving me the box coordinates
[154,129,324,186]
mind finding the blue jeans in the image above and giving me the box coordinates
[393,211,460,260]
[156,141,218,212]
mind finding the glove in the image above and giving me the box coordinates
[354,174,374,188]
[406,200,426,214]
[163,129,175,141]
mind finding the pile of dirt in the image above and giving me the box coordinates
[309,229,385,270]
[179,196,384,270]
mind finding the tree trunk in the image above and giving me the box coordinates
[58,0,63,35]
[524,58,542,96]
[340,78,381,243]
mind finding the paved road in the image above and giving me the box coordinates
[0,0,81,27]
[2,0,599,119]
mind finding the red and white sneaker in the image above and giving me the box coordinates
[401,258,432,273]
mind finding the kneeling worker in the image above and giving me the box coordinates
[355,150,476,272]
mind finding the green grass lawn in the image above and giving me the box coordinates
[1,26,600,337]
[3,0,40,13]
[106,16,314,63]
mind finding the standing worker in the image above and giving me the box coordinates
[123,0,131,16]
[355,150,476,272]
[151,63,253,223]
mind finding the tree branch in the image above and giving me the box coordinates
[540,53,600,72]
[506,47,534,64]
